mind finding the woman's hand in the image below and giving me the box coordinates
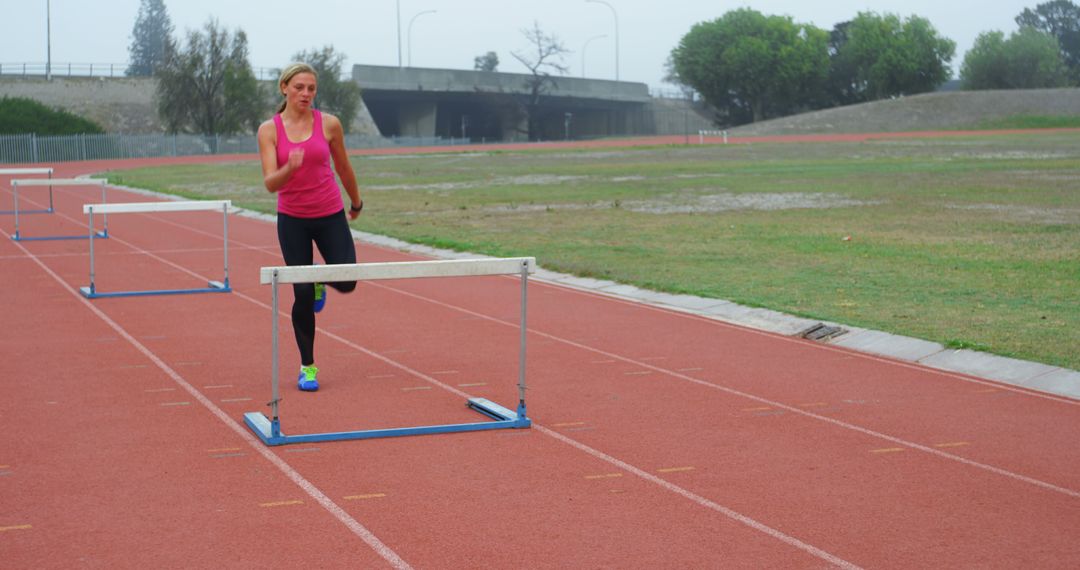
[348,200,363,220]
[287,148,304,171]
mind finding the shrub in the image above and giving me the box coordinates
[0,96,105,135]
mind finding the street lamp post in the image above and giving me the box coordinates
[581,34,606,78]
[46,0,52,81]
[396,0,402,68]
[407,10,436,67]
[585,0,618,81]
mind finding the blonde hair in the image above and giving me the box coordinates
[276,63,318,114]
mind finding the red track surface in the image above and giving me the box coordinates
[2,143,1079,568]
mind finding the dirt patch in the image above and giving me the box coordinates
[480,191,881,215]
[947,203,1080,224]
[625,192,881,214]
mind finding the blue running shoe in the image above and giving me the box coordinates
[313,282,326,313]
[298,365,319,391]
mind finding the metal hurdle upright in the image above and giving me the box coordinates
[0,168,54,214]
[244,257,535,446]
[10,178,107,241]
[79,200,232,299]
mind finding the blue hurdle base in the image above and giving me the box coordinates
[244,398,531,446]
[13,230,107,242]
[0,208,53,215]
[80,280,230,299]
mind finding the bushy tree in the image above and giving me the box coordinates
[961,27,1069,89]
[290,46,362,133]
[669,9,830,124]
[155,19,264,135]
[127,0,174,77]
[831,12,955,101]
[474,51,500,72]
[0,96,104,135]
[1016,0,1080,82]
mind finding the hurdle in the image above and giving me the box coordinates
[79,200,232,299]
[244,257,535,446]
[1,168,54,214]
[10,178,107,241]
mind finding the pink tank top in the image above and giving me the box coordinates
[273,109,343,218]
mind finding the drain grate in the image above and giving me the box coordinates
[799,323,847,342]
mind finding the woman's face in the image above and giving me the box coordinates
[282,72,317,110]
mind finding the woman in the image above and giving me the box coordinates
[257,62,363,392]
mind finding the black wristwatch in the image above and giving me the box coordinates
[350,200,364,213]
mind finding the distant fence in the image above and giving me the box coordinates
[0,133,476,164]
[1,62,326,81]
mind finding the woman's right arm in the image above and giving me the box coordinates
[258,120,301,193]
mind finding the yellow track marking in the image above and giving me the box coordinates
[207,448,241,453]
[585,473,623,480]
[624,370,653,376]
[657,466,695,473]
[870,447,907,454]
[159,401,191,407]
[799,402,829,408]
[457,382,488,387]
[402,386,432,391]
[259,500,303,508]
[344,493,387,500]
[743,406,772,412]
[0,525,32,532]
[552,422,586,428]
[934,442,970,448]
[204,384,233,389]
[144,387,175,393]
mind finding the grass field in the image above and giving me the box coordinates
[104,132,1080,370]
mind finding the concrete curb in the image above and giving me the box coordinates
[94,180,1080,402]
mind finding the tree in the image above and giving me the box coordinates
[961,27,1069,89]
[0,96,104,135]
[832,12,956,102]
[291,46,363,133]
[127,0,174,76]
[669,9,830,124]
[474,51,500,72]
[155,19,264,136]
[511,22,570,140]
[1016,0,1080,82]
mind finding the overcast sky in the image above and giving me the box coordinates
[2,0,1042,90]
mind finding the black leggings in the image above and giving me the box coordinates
[277,210,357,366]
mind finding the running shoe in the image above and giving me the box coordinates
[298,365,319,391]
[313,282,326,313]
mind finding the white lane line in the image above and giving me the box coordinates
[4,226,414,570]
[539,425,861,569]
[372,280,1080,500]
[538,280,1080,406]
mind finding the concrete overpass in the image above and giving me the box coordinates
[354,64,653,141]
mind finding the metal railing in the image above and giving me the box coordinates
[0,132,482,164]
[0,62,281,81]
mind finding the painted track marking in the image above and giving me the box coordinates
[5,228,414,570]
[373,279,1080,499]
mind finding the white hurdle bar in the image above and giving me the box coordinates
[0,168,54,215]
[79,200,232,299]
[245,257,536,446]
[10,178,106,241]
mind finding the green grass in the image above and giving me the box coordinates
[972,114,1080,130]
[102,132,1080,370]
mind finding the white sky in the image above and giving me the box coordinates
[1,0,1040,89]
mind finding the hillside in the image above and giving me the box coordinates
[727,88,1080,135]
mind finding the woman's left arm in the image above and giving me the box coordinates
[325,113,363,219]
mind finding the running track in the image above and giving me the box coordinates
[2,144,1079,568]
